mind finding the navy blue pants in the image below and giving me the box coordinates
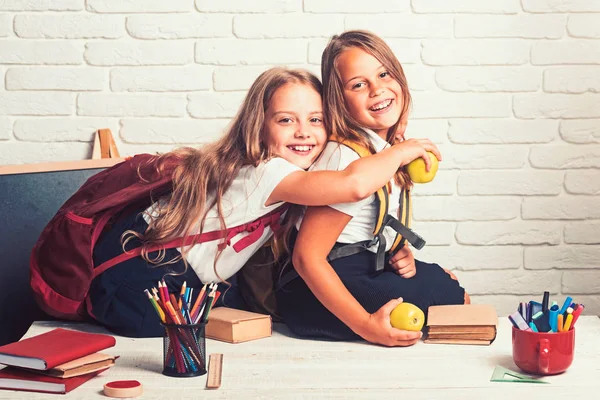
[276,249,466,341]
[89,211,248,338]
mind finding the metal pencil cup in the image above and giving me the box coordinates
[161,322,207,377]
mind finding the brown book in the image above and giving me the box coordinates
[427,331,497,341]
[30,353,118,379]
[424,338,493,346]
[205,307,272,344]
[424,304,498,345]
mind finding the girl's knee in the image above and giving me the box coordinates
[442,268,469,304]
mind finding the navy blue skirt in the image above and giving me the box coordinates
[89,211,247,338]
[276,249,466,341]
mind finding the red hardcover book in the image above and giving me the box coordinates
[0,328,115,370]
[0,366,107,394]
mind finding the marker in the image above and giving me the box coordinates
[542,291,550,313]
[570,304,584,329]
[532,311,550,332]
[559,296,572,316]
[549,304,559,333]
[564,313,574,331]
[529,322,539,332]
[565,306,574,318]
[529,301,542,319]
[557,314,564,332]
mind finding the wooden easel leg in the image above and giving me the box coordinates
[92,129,121,159]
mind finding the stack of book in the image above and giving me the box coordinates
[0,328,118,394]
[424,304,498,345]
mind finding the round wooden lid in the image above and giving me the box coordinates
[103,380,143,398]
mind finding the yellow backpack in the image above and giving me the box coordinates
[320,136,425,273]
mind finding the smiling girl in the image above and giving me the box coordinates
[276,31,469,347]
[86,67,431,337]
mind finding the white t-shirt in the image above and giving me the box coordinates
[144,157,301,283]
[300,128,402,252]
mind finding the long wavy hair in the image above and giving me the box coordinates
[321,30,412,188]
[124,68,322,280]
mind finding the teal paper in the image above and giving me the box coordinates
[490,366,549,384]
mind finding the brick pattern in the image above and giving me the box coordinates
[0,1,598,316]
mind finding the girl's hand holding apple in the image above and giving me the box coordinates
[355,298,422,347]
[394,138,441,176]
[389,302,425,331]
[406,151,439,183]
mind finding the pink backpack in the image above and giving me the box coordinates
[30,154,287,321]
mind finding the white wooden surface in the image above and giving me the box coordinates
[1,317,599,399]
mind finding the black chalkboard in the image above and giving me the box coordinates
[0,160,120,345]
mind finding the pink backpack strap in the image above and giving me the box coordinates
[231,207,285,252]
[92,204,289,279]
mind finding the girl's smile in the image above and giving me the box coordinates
[337,47,403,139]
[369,98,394,113]
[264,83,326,170]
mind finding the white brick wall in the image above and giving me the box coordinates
[0,1,598,316]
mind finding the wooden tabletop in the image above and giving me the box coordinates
[1,316,599,399]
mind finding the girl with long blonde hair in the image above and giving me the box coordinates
[87,67,426,337]
[276,31,469,347]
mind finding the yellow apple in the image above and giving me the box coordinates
[406,151,438,184]
[389,302,425,331]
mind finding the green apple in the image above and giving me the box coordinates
[406,151,438,184]
[389,302,425,331]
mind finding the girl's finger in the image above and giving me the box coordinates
[393,330,422,341]
[388,249,409,264]
[399,270,416,279]
[397,264,414,274]
[424,143,442,161]
[422,152,431,172]
[391,260,411,273]
[396,338,420,347]
[400,270,416,279]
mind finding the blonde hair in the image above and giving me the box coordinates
[125,68,322,280]
[321,30,412,188]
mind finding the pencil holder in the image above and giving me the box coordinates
[161,322,207,377]
[512,326,575,375]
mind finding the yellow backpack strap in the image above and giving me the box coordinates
[389,189,410,253]
[328,136,389,236]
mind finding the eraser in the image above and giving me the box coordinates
[103,380,143,398]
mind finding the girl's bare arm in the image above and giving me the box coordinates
[268,138,440,206]
[292,206,421,347]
